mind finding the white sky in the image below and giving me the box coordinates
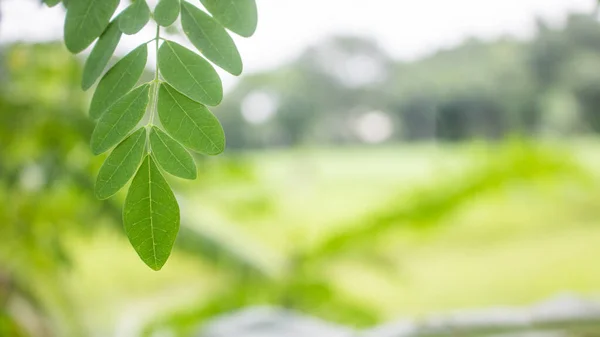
[0,0,596,87]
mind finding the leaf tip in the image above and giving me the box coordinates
[147,261,165,271]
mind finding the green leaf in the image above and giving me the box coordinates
[124,155,180,271]
[119,0,152,35]
[158,40,222,106]
[82,19,122,91]
[89,44,148,120]
[64,0,119,53]
[154,0,181,27]
[95,128,147,199]
[91,84,151,155]
[181,1,243,75]
[158,83,225,155]
[150,126,197,180]
[199,0,257,37]
[43,0,61,7]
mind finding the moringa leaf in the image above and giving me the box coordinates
[154,0,181,27]
[158,40,222,106]
[95,128,147,199]
[124,155,180,271]
[89,44,148,120]
[43,0,61,7]
[119,0,152,35]
[199,0,257,37]
[181,1,243,75]
[158,83,225,155]
[82,19,123,90]
[64,0,119,53]
[150,126,197,180]
[91,84,150,155]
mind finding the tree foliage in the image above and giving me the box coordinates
[43,0,258,270]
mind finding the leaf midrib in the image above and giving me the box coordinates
[95,47,144,116]
[147,158,159,269]
[163,85,220,152]
[182,3,231,68]
[164,41,214,102]
[97,130,144,195]
[154,128,193,177]
[96,85,147,151]
[73,0,99,37]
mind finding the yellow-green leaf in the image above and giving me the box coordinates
[158,83,225,155]
[64,0,119,53]
[91,84,150,155]
[119,0,151,35]
[95,128,147,199]
[199,0,257,37]
[89,44,148,120]
[154,0,181,27]
[181,1,242,75]
[150,126,197,180]
[158,40,222,106]
[82,19,122,90]
[124,155,180,271]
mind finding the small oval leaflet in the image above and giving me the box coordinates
[91,84,150,155]
[82,19,122,91]
[181,1,243,76]
[43,0,61,7]
[89,44,148,120]
[64,0,119,53]
[124,155,180,271]
[199,0,258,37]
[95,128,147,200]
[158,83,225,155]
[119,0,151,35]
[158,40,223,106]
[154,0,181,27]
[150,126,197,180]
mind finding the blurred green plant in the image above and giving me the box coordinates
[142,140,586,336]
[0,42,263,337]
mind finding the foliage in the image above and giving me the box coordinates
[43,0,258,270]
[4,6,600,337]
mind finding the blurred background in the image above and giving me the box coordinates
[3,0,600,336]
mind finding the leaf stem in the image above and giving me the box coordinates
[147,24,161,153]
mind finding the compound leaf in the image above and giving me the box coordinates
[95,128,147,199]
[154,0,181,27]
[91,84,150,155]
[124,155,180,271]
[119,0,151,35]
[158,40,222,106]
[181,1,242,75]
[82,19,122,90]
[89,44,148,120]
[64,0,119,53]
[199,0,257,37]
[150,126,197,180]
[158,83,225,155]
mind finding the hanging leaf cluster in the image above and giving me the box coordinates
[43,0,258,270]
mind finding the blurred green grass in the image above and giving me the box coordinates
[63,140,600,331]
